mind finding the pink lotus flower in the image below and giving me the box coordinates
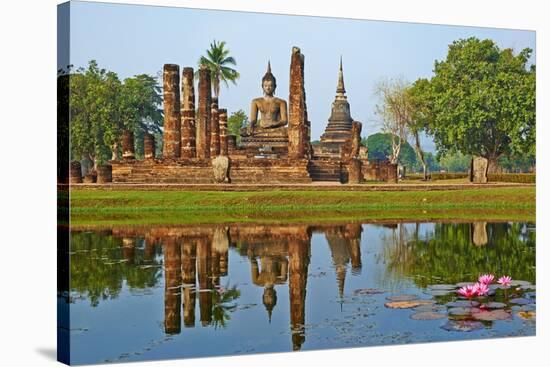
[473,282,489,296]
[497,275,512,288]
[478,274,495,285]
[457,285,477,299]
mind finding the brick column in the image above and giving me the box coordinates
[197,66,211,159]
[210,97,220,157]
[163,64,181,159]
[122,130,135,160]
[144,133,155,159]
[218,109,228,156]
[181,67,196,158]
[288,47,308,159]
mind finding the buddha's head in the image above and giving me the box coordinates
[262,61,276,96]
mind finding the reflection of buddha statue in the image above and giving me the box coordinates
[250,255,288,322]
[240,62,289,149]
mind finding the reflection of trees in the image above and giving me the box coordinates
[383,222,536,287]
[211,285,241,329]
[70,231,162,307]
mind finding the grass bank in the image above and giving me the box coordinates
[66,186,535,226]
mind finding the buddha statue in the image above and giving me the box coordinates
[241,62,289,146]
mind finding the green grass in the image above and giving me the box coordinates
[66,187,535,227]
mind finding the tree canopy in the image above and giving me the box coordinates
[69,60,163,167]
[410,37,535,169]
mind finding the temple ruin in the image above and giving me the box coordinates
[104,46,397,184]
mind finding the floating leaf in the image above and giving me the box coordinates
[484,302,507,309]
[428,284,456,290]
[509,298,533,305]
[384,300,436,309]
[386,294,419,302]
[448,307,480,316]
[472,309,512,321]
[516,311,536,320]
[446,300,480,308]
[441,320,484,332]
[510,280,532,287]
[410,311,447,320]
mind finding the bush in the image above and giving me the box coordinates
[406,172,468,180]
[488,173,536,183]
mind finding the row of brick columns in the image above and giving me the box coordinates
[161,64,229,160]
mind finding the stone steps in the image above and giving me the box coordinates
[308,160,342,182]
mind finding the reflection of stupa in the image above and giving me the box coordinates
[319,57,354,153]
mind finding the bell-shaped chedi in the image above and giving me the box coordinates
[319,57,354,153]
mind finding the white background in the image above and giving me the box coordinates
[0,0,546,366]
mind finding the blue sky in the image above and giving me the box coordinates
[67,1,535,152]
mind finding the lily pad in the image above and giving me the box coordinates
[510,280,532,287]
[511,304,536,312]
[520,284,536,291]
[446,300,480,308]
[386,294,419,302]
[524,292,536,299]
[384,300,435,309]
[484,302,507,309]
[441,320,484,332]
[428,284,457,290]
[472,309,512,321]
[448,307,480,316]
[456,282,474,288]
[428,290,454,296]
[410,311,447,320]
[415,304,447,312]
[509,298,533,305]
[353,288,384,296]
[516,311,536,320]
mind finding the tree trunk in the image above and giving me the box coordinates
[486,155,501,174]
[412,131,428,180]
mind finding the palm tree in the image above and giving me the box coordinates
[197,40,240,98]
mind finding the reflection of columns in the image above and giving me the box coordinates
[212,227,229,279]
[197,238,212,326]
[181,67,196,158]
[345,224,363,274]
[163,64,181,159]
[288,234,311,351]
[164,238,181,334]
[210,97,220,157]
[472,222,488,246]
[144,235,155,261]
[122,237,135,265]
[219,109,228,156]
[197,66,211,159]
[181,240,197,328]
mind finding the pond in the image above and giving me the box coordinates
[60,221,536,364]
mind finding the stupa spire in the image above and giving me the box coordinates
[336,56,346,96]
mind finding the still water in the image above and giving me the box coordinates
[63,221,536,364]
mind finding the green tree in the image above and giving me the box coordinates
[365,133,417,169]
[69,61,163,165]
[70,60,118,169]
[197,40,240,98]
[227,109,248,144]
[439,151,472,172]
[415,38,535,172]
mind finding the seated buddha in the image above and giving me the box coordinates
[240,62,289,149]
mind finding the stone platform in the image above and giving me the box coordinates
[110,158,312,184]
